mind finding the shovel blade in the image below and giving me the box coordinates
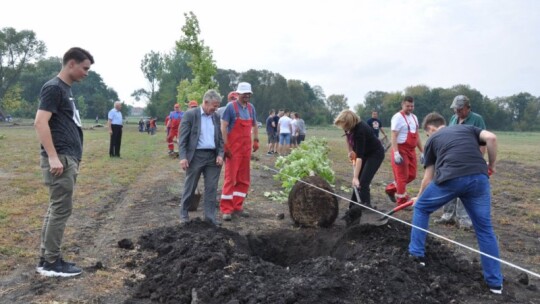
[359,208,388,226]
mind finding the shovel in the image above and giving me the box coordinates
[378,200,414,221]
[352,186,388,226]
[346,160,387,226]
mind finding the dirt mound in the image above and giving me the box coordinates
[126,219,537,304]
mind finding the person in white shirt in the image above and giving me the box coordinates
[385,96,424,206]
[277,109,292,155]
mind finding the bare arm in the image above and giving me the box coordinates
[108,118,113,134]
[34,110,63,175]
[252,124,259,140]
[391,130,399,152]
[416,135,424,153]
[221,120,229,146]
[480,130,497,174]
[414,165,435,201]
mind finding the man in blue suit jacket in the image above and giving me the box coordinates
[178,90,224,225]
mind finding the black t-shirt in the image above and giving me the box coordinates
[265,115,274,133]
[423,125,488,184]
[272,115,279,132]
[366,117,382,137]
[352,121,384,159]
[38,77,84,161]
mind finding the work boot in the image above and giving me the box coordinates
[408,254,426,267]
[385,183,397,203]
[457,219,473,231]
[434,213,455,225]
[396,195,410,207]
[222,213,232,221]
[234,210,250,218]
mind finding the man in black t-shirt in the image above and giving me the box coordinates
[34,47,94,278]
[366,111,387,139]
[408,112,503,295]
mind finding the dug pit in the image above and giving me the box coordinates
[127,219,536,303]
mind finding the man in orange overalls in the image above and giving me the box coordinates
[385,96,424,206]
[220,82,259,221]
[167,103,184,155]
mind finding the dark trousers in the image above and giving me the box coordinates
[110,124,123,157]
[180,150,222,224]
[350,147,385,207]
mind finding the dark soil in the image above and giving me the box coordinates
[126,219,538,304]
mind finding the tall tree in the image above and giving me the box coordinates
[0,27,46,117]
[132,50,164,103]
[175,12,218,105]
[326,94,349,118]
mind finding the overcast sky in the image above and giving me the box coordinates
[2,0,539,107]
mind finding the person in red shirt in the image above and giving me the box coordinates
[167,104,184,154]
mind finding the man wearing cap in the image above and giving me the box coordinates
[188,100,199,109]
[435,95,487,229]
[220,82,259,221]
[385,96,424,206]
[167,103,184,155]
[178,90,224,226]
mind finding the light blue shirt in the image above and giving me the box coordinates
[197,107,216,149]
[108,108,123,125]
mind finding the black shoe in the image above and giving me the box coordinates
[409,254,426,267]
[38,258,82,277]
[37,257,76,272]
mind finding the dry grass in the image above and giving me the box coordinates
[0,124,164,271]
[1,124,538,273]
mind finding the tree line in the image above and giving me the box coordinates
[2,23,539,131]
[355,84,540,131]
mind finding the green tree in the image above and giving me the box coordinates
[0,27,46,118]
[17,57,61,116]
[175,12,218,105]
[1,84,23,113]
[72,71,118,119]
[77,96,87,121]
[326,94,349,118]
[133,50,164,103]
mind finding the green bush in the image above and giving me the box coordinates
[268,137,335,202]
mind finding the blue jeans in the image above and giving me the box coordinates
[279,133,291,145]
[409,174,503,288]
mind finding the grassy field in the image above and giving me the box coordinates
[0,122,538,272]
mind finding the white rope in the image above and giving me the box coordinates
[263,164,540,280]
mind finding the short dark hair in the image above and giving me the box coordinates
[422,112,446,131]
[403,96,414,103]
[63,47,94,65]
[269,109,275,114]
[284,109,290,113]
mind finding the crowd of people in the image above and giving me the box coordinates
[334,95,500,294]
[264,109,307,156]
[33,47,502,295]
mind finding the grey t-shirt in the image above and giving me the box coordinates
[423,125,487,184]
[38,77,84,161]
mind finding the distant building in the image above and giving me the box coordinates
[130,107,144,116]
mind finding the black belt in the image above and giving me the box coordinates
[196,149,216,152]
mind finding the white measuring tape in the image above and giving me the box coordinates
[263,164,540,280]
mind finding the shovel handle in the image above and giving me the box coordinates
[379,200,414,220]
